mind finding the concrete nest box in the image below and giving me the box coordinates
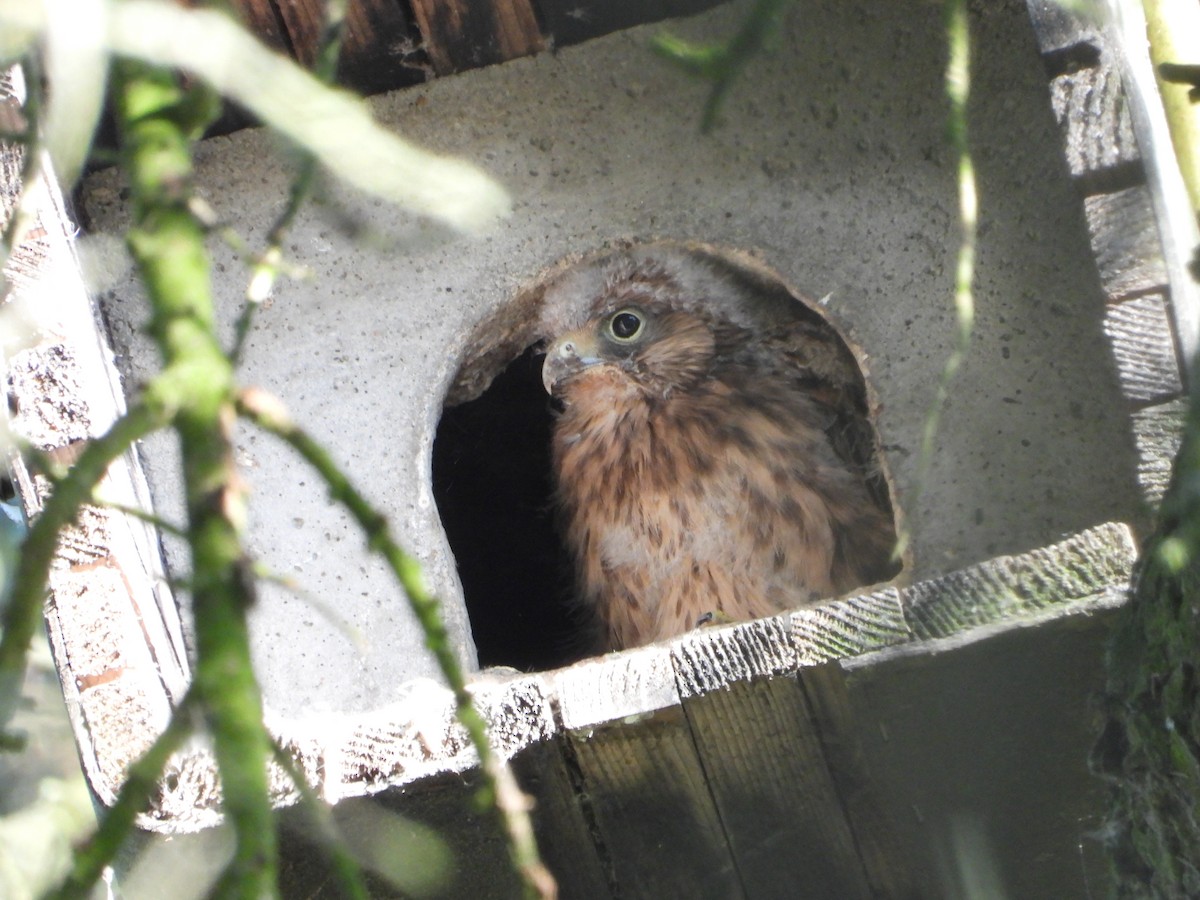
[436,241,903,670]
[4,0,1198,895]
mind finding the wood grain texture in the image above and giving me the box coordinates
[309,673,554,801]
[1102,292,1184,403]
[267,0,324,65]
[680,673,873,899]
[1050,61,1141,178]
[565,704,742,899]
[834,590,1126,897]
[899,523,1136,640]
[552,645,742,898]
[672,616,872,898]
[790,587,912,666]
[672,614,796,699]
[513,741,613,900]
[1130,398,1187,508]
[228,0,289,53]
[408,0,543,75]
[799,664,917,899]
[1083,186,1170,300]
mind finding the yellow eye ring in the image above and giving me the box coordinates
[608,308,644,342]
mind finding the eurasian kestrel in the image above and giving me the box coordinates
[541,253,897,651]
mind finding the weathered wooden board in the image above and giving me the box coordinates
[408,0,543,75]
[255,523,1136,898]
[899,523,1135,641]
[674,618,873,899]
[1103,292,1184,404]
[552,647,743,899]
[513,740,613,900]
[1026,0,1189,530]
[830,588,1126,897]
[798,664,916,899]
[1084,186,1171,301]
[1130,398,1187,507]
[1049,60,1141,181]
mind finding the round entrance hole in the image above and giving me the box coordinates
[433,242,902,671]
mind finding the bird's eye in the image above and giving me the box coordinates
[608,309,644,342]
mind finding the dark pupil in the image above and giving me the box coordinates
[612,312,641,339]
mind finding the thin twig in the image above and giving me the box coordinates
[651,0,794,133]
[271,741,370,900]
[893,0,976,562]
[237,386,557,900]
[46,690,198,900]
[117,59,278,898]
[0,402,170,738]
[230,0,349,366]
[89,494,187,538]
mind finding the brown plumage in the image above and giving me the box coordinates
[541,255,898,652]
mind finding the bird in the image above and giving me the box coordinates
[539,250,898,652]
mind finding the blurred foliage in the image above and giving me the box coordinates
[0,1,549,898]
[1098,3,1200,893]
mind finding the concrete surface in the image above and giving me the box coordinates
[83,0,1144,718]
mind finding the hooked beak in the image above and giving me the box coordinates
[541,328,602,395]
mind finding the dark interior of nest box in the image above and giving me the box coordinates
[432,247,902,672]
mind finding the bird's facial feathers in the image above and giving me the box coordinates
[542,305,715,398]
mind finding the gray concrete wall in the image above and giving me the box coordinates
[84,0,1143,719]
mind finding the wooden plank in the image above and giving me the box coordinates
[672,613,797,698]
[1102,292,1184,404]
[1130,398,1186,508]
[681,675,872,899]
[228,0,290,54]
[1024,0,1103,58]
[1083,186,1170,300]
[408,0,543,76]
[552,646,743,899]
[513,741,613,900]
[798,664,916,899]
[1049,61,1141,178]
[311,673,554,800]
[900,523,1136,640]
[229,0,426,90]
[341,0,429,90]
[270,0,324,66]
[790,587,912,666]
[835,590,1126,897]
[673,618,872,899]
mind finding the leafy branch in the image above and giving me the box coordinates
[238,387,556,899]
[652,0,793,132]
[1,1,552,897]
[894,0,977,561]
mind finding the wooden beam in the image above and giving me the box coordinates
[408,0,544,76]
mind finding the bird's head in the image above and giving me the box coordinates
[541,304,717,399]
